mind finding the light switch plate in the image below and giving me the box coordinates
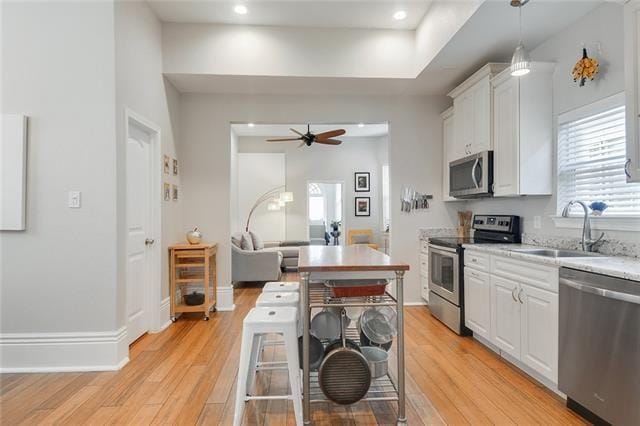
[533,215,542,229]
[68,191,81,208]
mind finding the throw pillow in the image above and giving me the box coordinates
[250,231,265,250]
[352,234,370,244]
[231,233,243,248]
[241,232,255,251]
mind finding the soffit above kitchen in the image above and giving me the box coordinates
[155,0,604,95]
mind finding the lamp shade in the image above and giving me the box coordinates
[510,43,531,76]
[267,201,280,211]
[280,191,294,202]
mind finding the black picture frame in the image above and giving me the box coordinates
[354,197,371,217]
[354,172,370,192]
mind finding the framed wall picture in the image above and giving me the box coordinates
[172,184,178,201]
[355,197,370,217]
[163,155,170,174]
[164,183,171,201]
[172,158,178,176]
[354,172,370,192]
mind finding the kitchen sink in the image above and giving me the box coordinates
[511,248,606,258]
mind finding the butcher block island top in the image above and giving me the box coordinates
[298,244,409,272]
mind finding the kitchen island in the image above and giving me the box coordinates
[298,245,410,425]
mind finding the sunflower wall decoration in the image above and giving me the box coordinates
[572,47,599,87]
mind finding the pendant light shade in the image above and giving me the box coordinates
[510,0,530,77]
[511,42,531,76]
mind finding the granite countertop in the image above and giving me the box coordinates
[463,243,640,282]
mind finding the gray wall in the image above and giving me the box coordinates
[237,135,388,244]
[465,3,638,242]
[178,94,457,304]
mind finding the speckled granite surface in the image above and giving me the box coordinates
[522,233,640,259]
[464,243,640,282]
[418,227,457,241]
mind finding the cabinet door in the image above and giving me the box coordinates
[464,267,491,340]
[471,76,491,154]
[453,93,473,159]
[625,0,640,182]
[442,113,455,200]
[519,283,558,383]
[493,76,519,196]
[490,275,521,359]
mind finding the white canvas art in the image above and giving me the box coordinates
[1,114,28,230]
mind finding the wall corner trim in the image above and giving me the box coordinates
[0,326,129,373]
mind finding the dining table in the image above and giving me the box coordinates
[298,244,410,425]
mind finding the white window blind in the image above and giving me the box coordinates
[558,96,640,216]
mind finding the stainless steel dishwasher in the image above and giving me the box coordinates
[559,268,640,425]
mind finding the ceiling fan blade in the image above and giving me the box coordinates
[315,138,342,145]
[290,128,305,137]
[315,129,346,140]
[266,137,302,142]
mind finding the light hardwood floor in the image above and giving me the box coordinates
[0,274,587,425]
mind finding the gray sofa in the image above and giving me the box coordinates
[231,232,309,282]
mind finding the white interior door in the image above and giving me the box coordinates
[126,127,153,344]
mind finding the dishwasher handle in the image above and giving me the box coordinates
[561,277,640,305]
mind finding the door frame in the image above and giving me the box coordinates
[305,179,346,243]
[124,108,163,335]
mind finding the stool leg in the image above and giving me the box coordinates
[283,325,303,426]
[234,327,254,426]
[246,333,262,395]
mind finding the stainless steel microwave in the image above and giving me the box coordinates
[449,151,493,199]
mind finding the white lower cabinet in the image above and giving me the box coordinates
[490,275,521,359]
[519,283,558,383]
[465,250,559,387]
[463,267,491,340]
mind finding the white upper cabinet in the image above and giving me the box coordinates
[449,63,508,159]
[491,63,554,197]
[441,107,456,201]
[625,0,640,182]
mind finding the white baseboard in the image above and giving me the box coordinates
[404,302,427,306]
[153,297,172,333]
[216,286,235,311]
[0,326,129,373]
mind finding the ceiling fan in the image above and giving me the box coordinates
[266,124,346,147]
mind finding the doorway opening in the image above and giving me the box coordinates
[307,181,344,245]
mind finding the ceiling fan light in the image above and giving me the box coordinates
[510,43,531,77]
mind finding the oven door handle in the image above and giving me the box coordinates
[561,278,640,305]
[471,158,480,189]
[428,244,458,254]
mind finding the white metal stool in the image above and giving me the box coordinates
[262,281,300,293]
[234,307,302,426]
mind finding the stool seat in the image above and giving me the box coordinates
[263,281,300,293]
[256,292,300,307]
[244,306,297,327]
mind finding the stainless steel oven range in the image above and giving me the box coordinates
[428,214,520,334]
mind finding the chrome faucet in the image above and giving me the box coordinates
[561,200,605,252]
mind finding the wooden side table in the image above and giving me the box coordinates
[169,243,217,321]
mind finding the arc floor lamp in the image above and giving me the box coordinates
[244,185,293,232]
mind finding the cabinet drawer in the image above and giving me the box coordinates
[419,254,429,274]
[420,240,429,254]
[465,250,489,271]
[490,255,558,293]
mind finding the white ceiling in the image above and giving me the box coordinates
[231,123,389,137]
[147,1,431,30]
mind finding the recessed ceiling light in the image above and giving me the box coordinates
[393,10,407,21]
[358,123,365,128]
[234,5,248,15]
[248,122,255,127]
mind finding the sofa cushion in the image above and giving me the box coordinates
[352,234,370,244]
[231,233,243,248]
[262,246,299,258]
[241,232,254,251]
[250,231,265,250]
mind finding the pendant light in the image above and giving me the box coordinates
[510,0,531,77]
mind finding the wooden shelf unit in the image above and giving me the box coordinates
[169,243,217,321]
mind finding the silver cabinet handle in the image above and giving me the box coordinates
[518,288,524,304]
[625,158,632,178]
[145,238,155,246]
[511,287,518,302]
[560,278,640,305]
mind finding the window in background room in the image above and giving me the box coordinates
[308,183,325,222]
[557,93,640,216]
[382,164,390,229]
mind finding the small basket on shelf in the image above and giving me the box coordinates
[324,279,388,298]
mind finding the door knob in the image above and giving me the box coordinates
[145,238,155,246]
